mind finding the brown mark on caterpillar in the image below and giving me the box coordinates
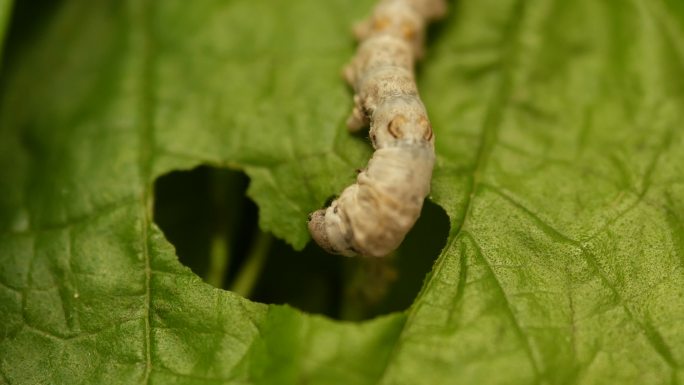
[387,115,406,139]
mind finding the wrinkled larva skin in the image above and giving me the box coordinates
[308,0,446,257]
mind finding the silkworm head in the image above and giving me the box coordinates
[308,209,336,254]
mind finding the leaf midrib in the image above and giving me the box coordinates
[374,0,540,383]
[131,0,155,382]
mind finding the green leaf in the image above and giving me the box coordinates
[1,0,684,384]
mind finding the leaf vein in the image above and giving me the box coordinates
[465,232,542,381]
[484,178,680,369]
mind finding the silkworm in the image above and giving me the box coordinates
[308,0,446,257]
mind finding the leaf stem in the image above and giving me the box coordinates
[0,0,14,66]
[230,230,272,298]
[204,169,243,288]
[206,233,230,288]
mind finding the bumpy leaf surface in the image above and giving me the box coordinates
[1,0,684,384]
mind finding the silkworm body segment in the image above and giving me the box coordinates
[308,0,446,257]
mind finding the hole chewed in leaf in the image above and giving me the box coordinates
[153,165,449,321]
[153,166,260,290]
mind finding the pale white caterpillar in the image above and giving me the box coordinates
[308,0,446,257]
